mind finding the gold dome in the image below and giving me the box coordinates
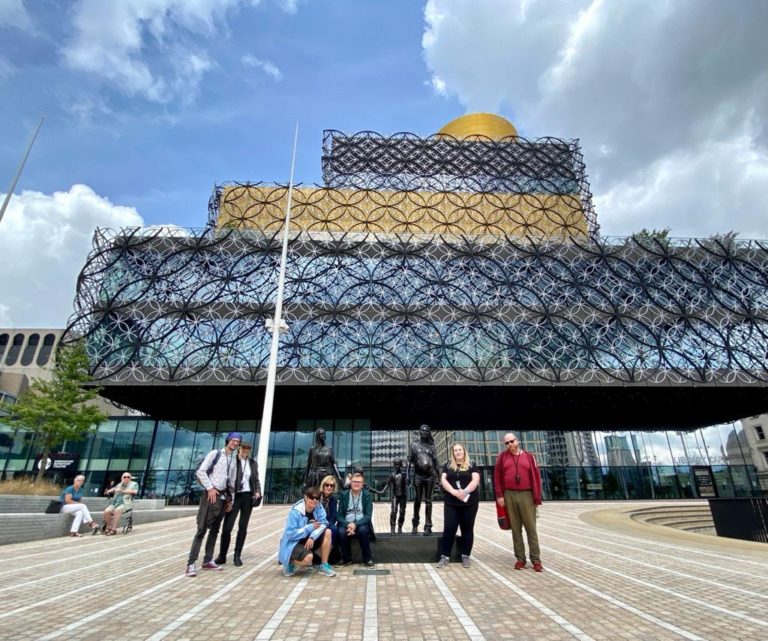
[437,113,518,140]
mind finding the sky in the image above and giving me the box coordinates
[1,0,767,330]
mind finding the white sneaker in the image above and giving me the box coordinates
[185,563,197,577]
[436,555,449,568]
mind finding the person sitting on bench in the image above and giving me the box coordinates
[335,471,375,567]
[60,475,99,537]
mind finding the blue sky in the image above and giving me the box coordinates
[1,0,767,329]
[1,0,449,228]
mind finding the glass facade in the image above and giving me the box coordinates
[0,417,760,503]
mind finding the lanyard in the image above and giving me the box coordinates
[511,451,522,484]
[350,493,361,518]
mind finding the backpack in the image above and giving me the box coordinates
[197,450,221,487]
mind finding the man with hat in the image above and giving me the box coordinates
[185,431,240,577]
[215,440,262,567]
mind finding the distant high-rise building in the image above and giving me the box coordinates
[604,435,636,467]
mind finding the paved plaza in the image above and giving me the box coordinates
[0,501,766,641]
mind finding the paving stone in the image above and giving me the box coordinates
[0,501,766,641]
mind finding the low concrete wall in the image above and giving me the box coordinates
[0,495,195,546]
[0,495,166,513]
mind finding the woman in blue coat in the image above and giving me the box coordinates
[278,486,336,577]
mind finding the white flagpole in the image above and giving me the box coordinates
[255,123,299,509]
[0,116,45,227]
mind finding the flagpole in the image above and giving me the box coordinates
[255,123,299,509]
[0,116,45,227]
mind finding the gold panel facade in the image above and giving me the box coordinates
[216,184,588,238]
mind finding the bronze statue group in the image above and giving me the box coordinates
[184,426,544,578]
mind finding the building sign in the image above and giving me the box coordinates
[34,452,80,475]
[692,465,717,498]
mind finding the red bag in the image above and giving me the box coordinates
[496,501,510,530]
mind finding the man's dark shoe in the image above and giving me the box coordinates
[234,555,243,567]
[335,559,352,567]
[214,556,226,565]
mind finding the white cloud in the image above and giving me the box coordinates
[597,132,768,239]
[422,0,768,238]
[0,0,33,31]
[66,96,114,126]
[241,54,282,81]
[278,0,303,15]
[61,0,245,103]
[0,185,143,328]
[0,56,17,79]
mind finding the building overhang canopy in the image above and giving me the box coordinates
[98,382,768,431]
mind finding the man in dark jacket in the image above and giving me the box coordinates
[215,441,262,567]
[335,471,375,567]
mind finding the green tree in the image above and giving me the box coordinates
[0,341,107,483]
[630,227,671,242]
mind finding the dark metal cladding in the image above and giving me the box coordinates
[63,130,768,429]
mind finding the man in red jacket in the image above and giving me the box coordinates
[493,433,543,571]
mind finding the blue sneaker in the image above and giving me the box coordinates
[317,562,337,577]
[282,563,295,577]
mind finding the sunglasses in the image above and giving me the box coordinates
[122,475,131,478]
[504,439,517,445]
[323,483,335,488]
[306,495,320,500]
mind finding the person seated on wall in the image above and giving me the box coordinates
[278,486,336,578]
[60,474,99,537]
[318,474,340,561]
[335,471,375,567]
[103,472,138,535]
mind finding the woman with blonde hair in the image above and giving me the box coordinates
[318,474,340,562]
[436,443,480,568]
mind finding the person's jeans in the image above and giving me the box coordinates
[337,523,373,563]
[441,501,478,557]
[61,503,93,533]
[187,494,226,565]
[219,491,254,557]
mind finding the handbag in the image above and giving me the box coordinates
[496,501,510,530]
[45,500,63,514]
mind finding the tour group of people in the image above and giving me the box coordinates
[183,428,544,577]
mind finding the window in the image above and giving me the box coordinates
[20,333,40,366]
[4,333,24,366]
[763,451,768,466]
[755,425,765,441]
[0,333,9,362]
[36,334,57,366]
